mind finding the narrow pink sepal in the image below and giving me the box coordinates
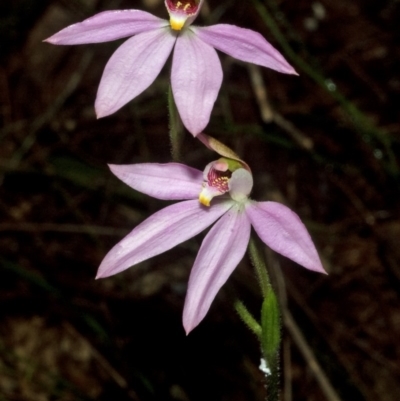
[109,163,203,200]
[193,24,297,75]
[96,200,232,279]
[171,32,223,136]
[44,10,168,45]
[246,201,326,273]
[95,28,176,118]
[183,205,250,334]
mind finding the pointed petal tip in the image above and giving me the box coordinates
[294,249,327,275]
[96,259,117,280]
[296,253,326,274]
[191,129,205,138]
[298,253,327,275]
[95,109,101,119]
[306,254,327,275]
[280,62,298,76]
[107,163,123,178]
[183,120,206,137]
[43,34,67,45]
[318,263,328,275]
[96,264,116,279]
[95,271,105,280]
[307,263,327,275]
[43,34,59,44]
[183,319,196,335]
[95,106,110,119]
[183,326,192,336]
[95,108,103,119]
[183,124,201,137]
[287,252,326,275]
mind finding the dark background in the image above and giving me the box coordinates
[1,0,400,400]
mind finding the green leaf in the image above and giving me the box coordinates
[261,289,281,359]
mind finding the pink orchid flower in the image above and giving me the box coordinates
[97,135,325,333]
[45,0,296,136]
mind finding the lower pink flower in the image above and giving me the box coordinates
[98,157,325,333]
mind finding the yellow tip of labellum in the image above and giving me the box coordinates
[199,192,211,207]
[170,17,186,30]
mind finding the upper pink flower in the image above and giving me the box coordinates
[97,137,325,333]
[44,0,297,136]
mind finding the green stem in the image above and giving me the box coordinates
[248,237,271,298]
[246,237,281,401]
[168,84,183,162]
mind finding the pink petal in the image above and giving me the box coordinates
[109,163,203,200]
[97,199,232,278]
[193,24,297,75]
[183,206,251,333]
[95,28,176,118]
[45,10,168,44]
[246,201,325,273]
[171,32,223,136]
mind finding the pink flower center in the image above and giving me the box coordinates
[207,167,231,194]
[165,0,200,14]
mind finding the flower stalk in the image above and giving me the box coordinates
[168,84,183,161]
[248,237,271,298]
[248,237,281,401]
[260,290,280,401]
